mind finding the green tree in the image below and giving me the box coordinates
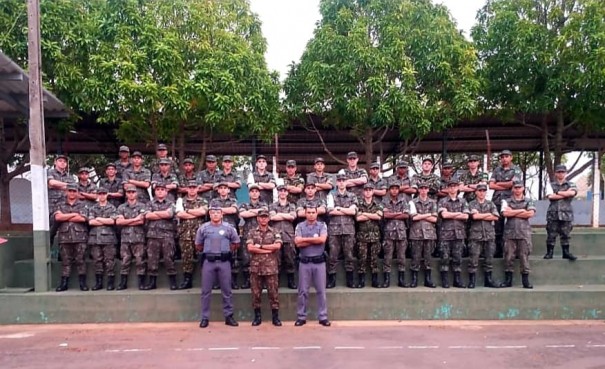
[472,0,605,179]
[284,0,479,165]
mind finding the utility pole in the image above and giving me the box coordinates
[28,0,50,292]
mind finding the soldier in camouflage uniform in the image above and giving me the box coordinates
[116,184,148,290]
[269,185,298,289]
[437,179,470,289]
[198,155,221,201]
[238,184,268,289]
[409,182,438,288]
[544,165,578,261]
[151,158,179,203]
[178,158,199,197]
[489,150,523,258]
[356,183,384,288]
[47,154,75,245]
[99,163,123,208]
[282,160,304,204]
[327,173,358,288]
[382,178,411,288]
[437,161,455,199]
[296,182,327,220]
[367,162,387,202]
[213,182,241,289]
[467,183,500,288]
[412,158,441,200]
[340,151,368,197]
[218,155,241,198]
[54,183,89,292]
[76,167,98,206]
[247,208,283,326]
[87,187,118,291]
[175,180,208,289]
[306,157,333,201]
[393,161,416,200]
[247,155,276,204]
[150,143,179,175]
[114,145,132,180]
[500,180,536,289]
[144,183,176,290]
[122,151,152,204]
[459,155,489,203]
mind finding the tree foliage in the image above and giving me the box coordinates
[472,0,605,177]
[284,0,479,164]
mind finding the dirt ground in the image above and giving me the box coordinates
[1,321,604,369]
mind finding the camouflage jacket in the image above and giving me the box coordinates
[150,158,179,175]
[88,203,118,245]
[356,198,383,242]
[117,201,148,243]
[247,226,282,275]
[382,194,409,240]
[296,196,326,215]
[409,197,438,241]
[438,197,470,241]
[490,165,522,205]
[47,167,74,203]
[502,196,535,240]
[113,159,132,180]
[306,172,332,201]
[77,180,98,206]
[343,167,368,197]
[468,199,499,241]
[412,173,440,199]
[459,169,489,202]
[281,174,305,204]
[240,200,268,236]
[146,198,175,239]
[99,177,123,208]
[151,172,179,202]
[546,180,577,222]
[251,171,276,204]
[197,169,222,200]
[269,201,296,243]
[217,170,241,199]
[177,196,208,239]
[55,200,88,243]
[122,167,152,203]
[328,190,357,235]
[368,176,387,202]
[213,197,239,228]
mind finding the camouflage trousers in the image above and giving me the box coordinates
[179,238,197,274]
[504,238,532,274]
[59,242,87,277]
[279,242,297,274]
[410,240,435,271]
[328,234,355,273]
[90,243,116,276]
[383,239,407,273]
[232,242,251,274]
[120,242,146,276]
[250,273,279,309]
[439,239,465,272]
[147,238,176,276]
[357,240,381,274]
[467,239,495,273]
[546,220,573,247]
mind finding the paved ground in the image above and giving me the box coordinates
[1,321,604,369]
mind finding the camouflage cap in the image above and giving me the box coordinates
[131,151,143,157]
[205,155,217,162]
[78,167,90,173]
[187,180,199,187]
[555,164,567,172]
[512,180,525,187]
[304,181,316,188]
[363,182,374,189]
[417,181,430,188]
[56,154,68,161]
[223,155,233,162]
[119,145,130,153]
[159,158,172,165]
[347,151,358,159]
[286,159,297,166]
[157,143,168,150]
[447,179,460,186]
[213,181,229,189]
[396,161,409,168]
[96,187,109,194]
[257,207,270,217]
[66,183,78,191]
[476,183,488,191]
[154,182,167,188]
[336,173,347,180]
[314,157,325,163]
[422,157,434,164]
[467,154,481,161]
[256,154,267,161]
[388,178,401,188]
[276,184,287,191]
[182,158,194,164]
[442,160,454,168]
[124,184,137,192]
[370,162,380,169]
[500,149,513,157]
[105,162,116,169]
[248,184,260,191]
[208,201,222,211]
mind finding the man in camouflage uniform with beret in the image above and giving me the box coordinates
[198,155,221,201]
[144,183,176,290]
[467,183,500,288]
[116,184,148,290]
[367,162,387,202]
[412,158,441,200]
[87,187,118,291]
[247,155,276,204]
[269,184,298,289]
[393,161,416,200]
[356,182,383,288]
[218,155,241,199]
[409,182,438,288]
[54,183,89,292]
[247,208,283,326]
[500,180,536,289]
[150,143,179,175]
[327,173,358,288]
[178,158,199,197]
[47,154,75,245]
[114,145,132,180]
[175,180,208,289]
[99,163,124,208]
[151,158,179,203]
[382,178,411,288]
[122,151,152,204]
[437,160,456,199]
[306,157,333,202]
[340,151,368,198]
[282,160,304,204]
[238,184,268,289]
[459,155,489,203]
[76,167,98,206]
[544,164,578,261]
[296,182,327,220]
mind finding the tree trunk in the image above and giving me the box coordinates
[541,115,554,180]
[363,127,373,168]
[554,109,564,167]
[178,120,185,164]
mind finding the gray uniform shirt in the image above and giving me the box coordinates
[295,220,328,257]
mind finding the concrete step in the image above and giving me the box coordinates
[11,256,605,290]
[1,284,603,324]
[531,230,605,256]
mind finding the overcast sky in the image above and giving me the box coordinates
[249,0,487,79]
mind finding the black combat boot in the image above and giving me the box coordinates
[371,273,380,288]
[79,275,89,291]
[142,276,157,290]
[271,309,282,326]
[357,273,366,288]
[398,271,409,288]
[231,273,239,290]
[562,245,577,261]
[225,315,239,327]
[287,273,298,289]
[543,244,554,259]
[424,270,436,288]
[440,271,450,289]
[117,275,128,290]
[241,271,251,289]
[178,272,193,290]
[521,273,533,289]
[484,271,498,288]
[138,275,147,290]
[382,272,391,288]
[453,272,466,288]
[345,271,355,288]
[92,274,103,291]
[467,273,476,289]
[169,275,178,290]
[499,271,513,288]
[409,271,418,288]
[106,276,115,291]
[327,273,337,289]
[251,308,262,326]
[55,276,69,292]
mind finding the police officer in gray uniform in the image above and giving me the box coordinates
[196,202,240,328]
[544,164,578,261]
[294,206,331,327]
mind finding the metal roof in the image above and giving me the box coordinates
[0,51,69,118]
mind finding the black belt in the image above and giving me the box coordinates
[299,254,325,264]
[204,253,231,262]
